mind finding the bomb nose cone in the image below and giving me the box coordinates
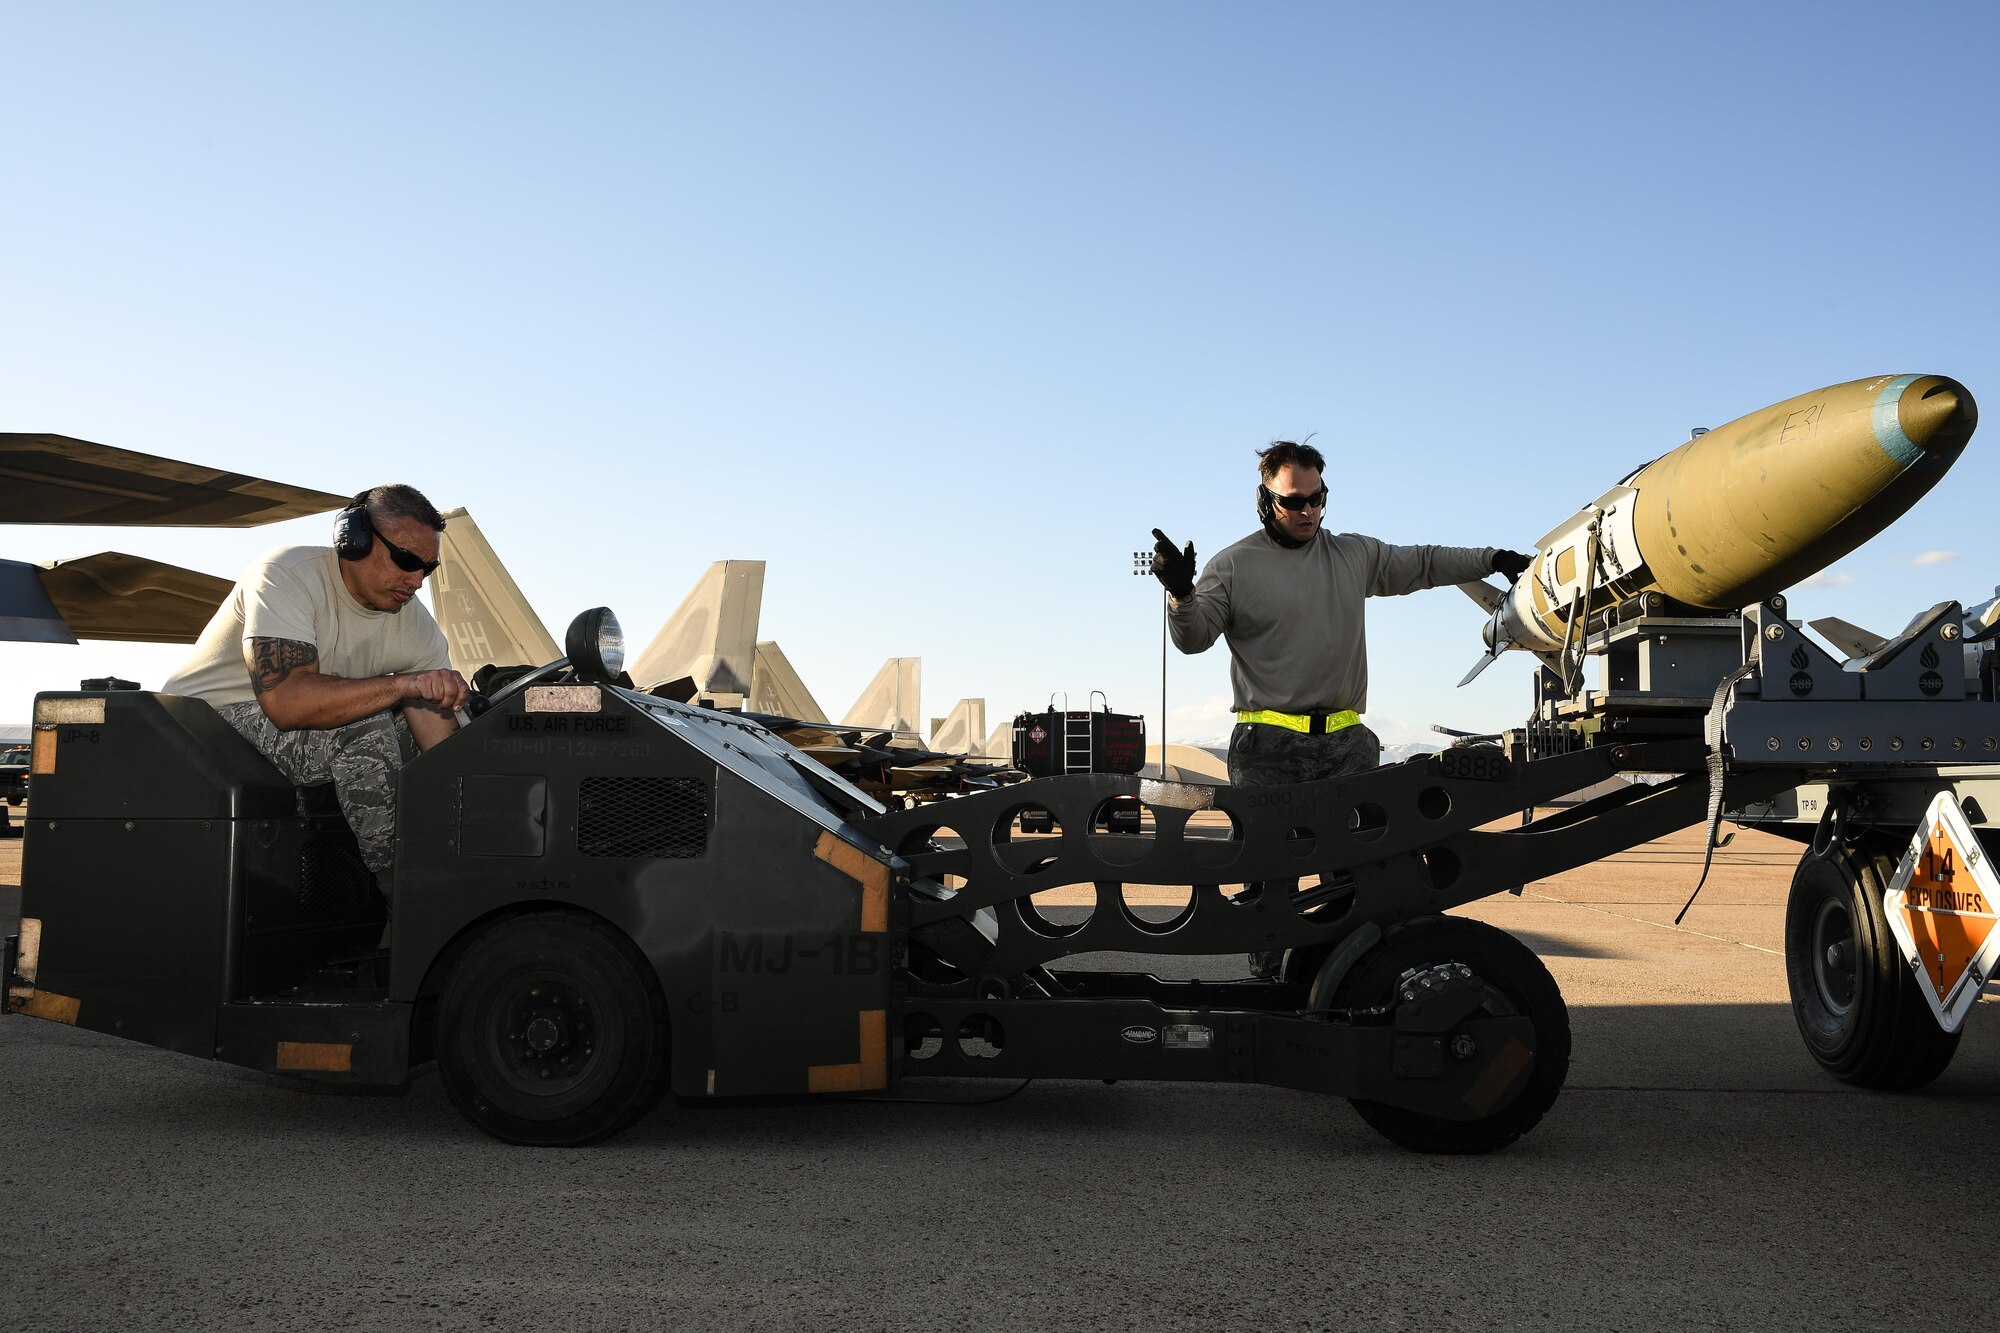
[1892,375,1977,460]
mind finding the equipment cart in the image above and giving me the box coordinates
[7,599,1996,1152]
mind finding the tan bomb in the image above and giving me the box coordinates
[1478,374,1977,663]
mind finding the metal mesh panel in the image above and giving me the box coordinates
[299,835,375,915]
[577,776,708,859]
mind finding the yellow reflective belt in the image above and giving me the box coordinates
[1236,708,1361,734]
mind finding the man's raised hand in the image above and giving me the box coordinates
[1150,527,1196,600]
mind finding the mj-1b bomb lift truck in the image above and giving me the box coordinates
[7,598,1999,1152]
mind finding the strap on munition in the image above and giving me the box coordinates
[1677,662,1758,925]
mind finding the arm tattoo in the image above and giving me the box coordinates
[248,638,318,696]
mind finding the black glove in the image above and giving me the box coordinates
[1150,527,1196,599]
[1491,549,1534,582]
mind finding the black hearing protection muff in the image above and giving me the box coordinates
[332,493,375,561]
[1257,484,1311,549]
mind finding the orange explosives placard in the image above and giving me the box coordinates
[1884,793,2000,1034]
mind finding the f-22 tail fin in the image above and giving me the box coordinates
[430,507,560,675]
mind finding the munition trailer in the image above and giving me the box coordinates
[1537,592,2000,1090]
[5,601,1997,1152]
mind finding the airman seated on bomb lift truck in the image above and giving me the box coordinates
[9,591,2000,1153]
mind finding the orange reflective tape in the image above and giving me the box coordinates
[806,1009,888,1093]
[814,831,889,933]
[13,990,80,1025]
[30,729,56,775]
[276,1041,353,1072]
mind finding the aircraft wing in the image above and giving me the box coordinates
[780,724,862,750]
[796,743,862,765]
[0,559,75,643]
[735,704,1022,797]
[0,433,346,526]
[38,551,232,643]
[0,551,230,644]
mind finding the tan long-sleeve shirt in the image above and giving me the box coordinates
[1168,528,1493,715]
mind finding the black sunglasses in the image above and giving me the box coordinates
[1264,485,1328,512]
[378,531,441,576]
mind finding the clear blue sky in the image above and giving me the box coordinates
[4,2,1997,745]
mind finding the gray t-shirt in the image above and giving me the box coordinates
[1168,528,1493,715]
[163,545,451,709]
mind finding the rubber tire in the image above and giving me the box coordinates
[1332,916,1570,1154]
[437,911,671,1146]
[1785,844,1959,1090]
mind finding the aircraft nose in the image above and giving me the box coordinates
[1893,375,1978,460]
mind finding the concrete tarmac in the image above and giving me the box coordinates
[3,820,1997,1332]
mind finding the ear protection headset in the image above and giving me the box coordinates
[332,492,376,562]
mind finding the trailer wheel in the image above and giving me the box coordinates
[1785,846,1959,1090]
[437,911,671,1147]
[1331,917,1569,1154]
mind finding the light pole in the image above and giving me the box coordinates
[1132,550,1165,777]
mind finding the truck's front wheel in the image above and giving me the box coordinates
[437,911,671,1146]
[1331,916,1570,1154]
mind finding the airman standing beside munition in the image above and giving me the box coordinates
[1153,440,1530,977]
[1151,440,1531,786]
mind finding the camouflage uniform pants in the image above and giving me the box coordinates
[1229,720,1380,977]
[1226,721,1382,787]
[217,702,411,880]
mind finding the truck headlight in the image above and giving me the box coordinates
[565,607,625,682]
